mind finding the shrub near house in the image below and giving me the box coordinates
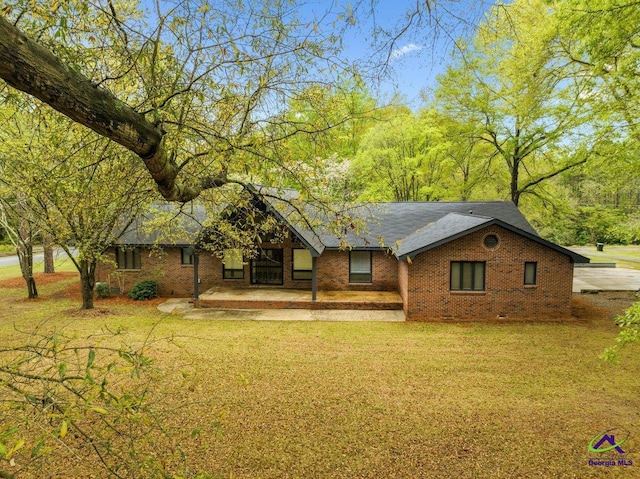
[128,280,159,300]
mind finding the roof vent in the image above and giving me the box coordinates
[483,234,499,249]
[469,210,473,214]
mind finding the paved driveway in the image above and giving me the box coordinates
[0,248,75,267]
[573,266,640,293]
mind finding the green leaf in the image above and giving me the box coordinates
[6,439,25,458]
[0,427,19,440]
[59,420,68,439]
[87,348,95,369]
[89,407,109,415]
[30,439,45,458]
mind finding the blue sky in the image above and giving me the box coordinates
[144,0,493,109]
[333,0,493,108]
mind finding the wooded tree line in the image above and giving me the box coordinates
[325,0,640,247]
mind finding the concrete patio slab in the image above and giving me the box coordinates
[197,286,403,303]
[573,267,640,293]
[157,296,405,321]
[195,286,404,311]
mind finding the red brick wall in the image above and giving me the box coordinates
[98,225,573,319]
[403,226,574,321]
[96,247,224,297]
[97,243,400,296]
[316,250,398,291]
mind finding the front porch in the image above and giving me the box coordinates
[195,286,404,312]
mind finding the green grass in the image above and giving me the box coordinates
[569,245,640,270]
[593,245,640,260]
[1,267,639,478]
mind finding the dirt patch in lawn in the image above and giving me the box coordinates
[0,271,77,289]
[571,291,636,320]
[43,275,165,308]
[95,293,166,308]
[2,271,166,312]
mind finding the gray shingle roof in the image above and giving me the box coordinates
[115,186,589,263]
[308,201,538,250]
[259,196,588,263]
[115,204,207,246]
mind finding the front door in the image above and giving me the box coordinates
[251,249,284,285]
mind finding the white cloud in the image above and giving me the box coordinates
[391,43,424,59]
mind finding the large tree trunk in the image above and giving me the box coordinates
[17,242,37,299]
[0,15,226,202]
[79,259,96,310]
[43,235,55,274]
[510,157,520,206]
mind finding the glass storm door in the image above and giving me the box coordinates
[251,249,283,285]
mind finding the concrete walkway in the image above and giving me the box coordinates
[157,298,405,321]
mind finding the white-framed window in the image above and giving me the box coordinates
[450,261,485,291]
[292,249,313,280]
[349,251,372,283]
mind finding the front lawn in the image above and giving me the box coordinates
[0,269,638,478]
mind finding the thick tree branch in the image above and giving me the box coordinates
[519,157,588,193]
[0,15,226,202]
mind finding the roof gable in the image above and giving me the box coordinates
[396,213,494,259]
[247,184,326,256]
[394,214,589,263]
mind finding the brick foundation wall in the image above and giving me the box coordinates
[404,226,574,321]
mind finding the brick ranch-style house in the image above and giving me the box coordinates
[96,187,589,320]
